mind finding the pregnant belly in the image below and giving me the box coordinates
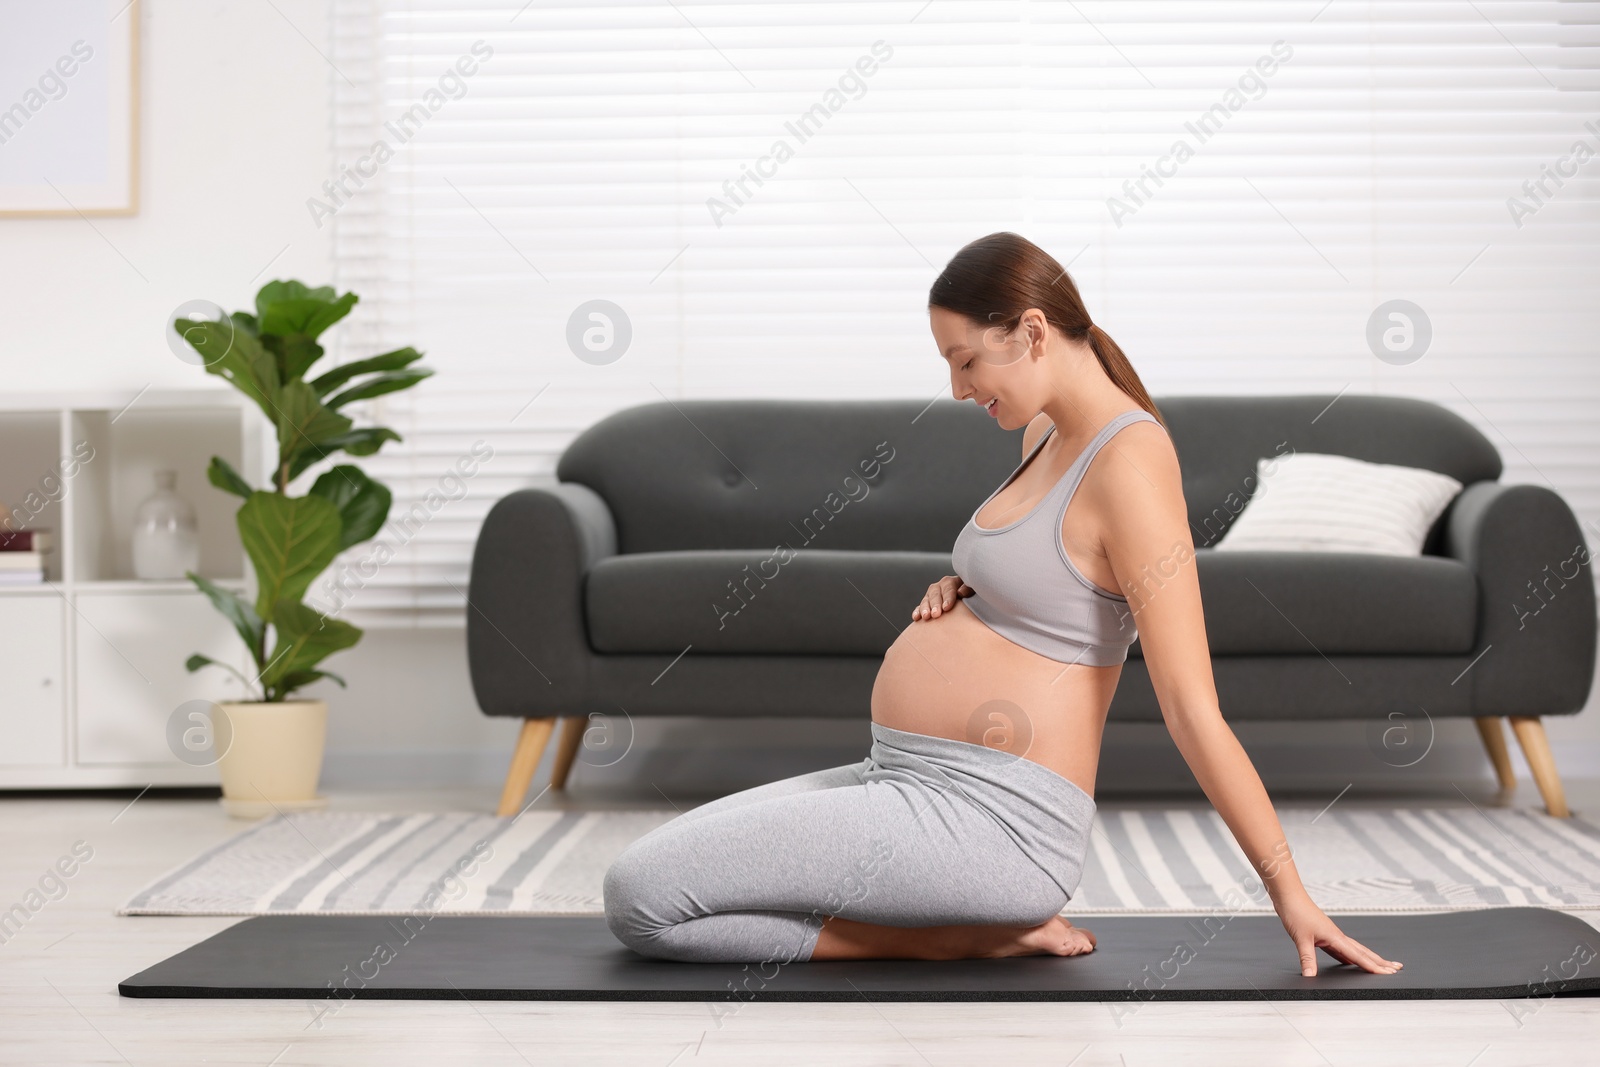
[870,598,1120,795]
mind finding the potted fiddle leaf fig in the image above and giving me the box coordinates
[175,280,431,816]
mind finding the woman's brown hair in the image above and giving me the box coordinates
[927,232,1167,432]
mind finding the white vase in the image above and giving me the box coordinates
[131,469,201,579]
[214,700,329,819]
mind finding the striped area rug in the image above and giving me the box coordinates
[118,806,1600,917]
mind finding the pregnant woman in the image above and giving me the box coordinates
[604,231,1400,978]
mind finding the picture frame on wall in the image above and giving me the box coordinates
[0,0,140,217]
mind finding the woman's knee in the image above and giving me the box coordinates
[602,842,667,950]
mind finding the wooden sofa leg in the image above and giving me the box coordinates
[497,717,557,817]
[1508,716,1571,818]
[550,716,587,791]
[1474,717,1517,795]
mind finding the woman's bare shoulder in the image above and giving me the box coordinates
[1094,416,1185,508]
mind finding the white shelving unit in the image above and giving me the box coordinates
[0,389,270,787]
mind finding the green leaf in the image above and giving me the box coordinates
[185,652,215,672]
[274,379,353,481]
[261,332,327,384]
[325,368,433,410]
[254,281,358,381]
[309,347,425,397]
[206,455,253,499]
[256,279,336,316]
[171,315,232,365]
[309,465,392,551]
[324,426,402,456]
[186,571,265,665]
[259,600,362,697]
[255,281,358,340]
[175,318,280,422]
[278,668,348,692]
[237,492,344,620]
[286,426,403,482]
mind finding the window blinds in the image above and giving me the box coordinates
[326,0,1600,625]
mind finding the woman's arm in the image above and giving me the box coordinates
[1091,421,1402,977]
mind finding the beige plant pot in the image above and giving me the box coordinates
[215,700,329,819]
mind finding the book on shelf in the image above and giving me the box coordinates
[0,528,53,554]
[0,554,46,582]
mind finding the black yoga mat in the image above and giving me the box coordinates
[120,907,1600,1002]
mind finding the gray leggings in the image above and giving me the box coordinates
[602,721,1097,964]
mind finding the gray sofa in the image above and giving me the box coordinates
[467,395,1596,816]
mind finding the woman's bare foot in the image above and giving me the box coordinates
[979,916,1096,959]
[811,914,1097,961]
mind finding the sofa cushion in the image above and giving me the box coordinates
[586,547,1478,657]
[586,549,952,655]
[1213,452,1464,556]
[1129,549,1478,657]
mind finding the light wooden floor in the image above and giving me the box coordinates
[3,781,1598,1067]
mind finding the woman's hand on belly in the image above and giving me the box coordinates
[912,575,975,621]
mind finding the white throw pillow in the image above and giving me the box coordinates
[1214,452,1464,556]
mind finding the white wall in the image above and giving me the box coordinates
[1,1,1595,803]
[2,0,335,390]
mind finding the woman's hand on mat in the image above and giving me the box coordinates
[912,575,974,621]
[1279,898,1403,977]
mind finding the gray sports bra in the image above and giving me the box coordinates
[950,409,1163,666]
